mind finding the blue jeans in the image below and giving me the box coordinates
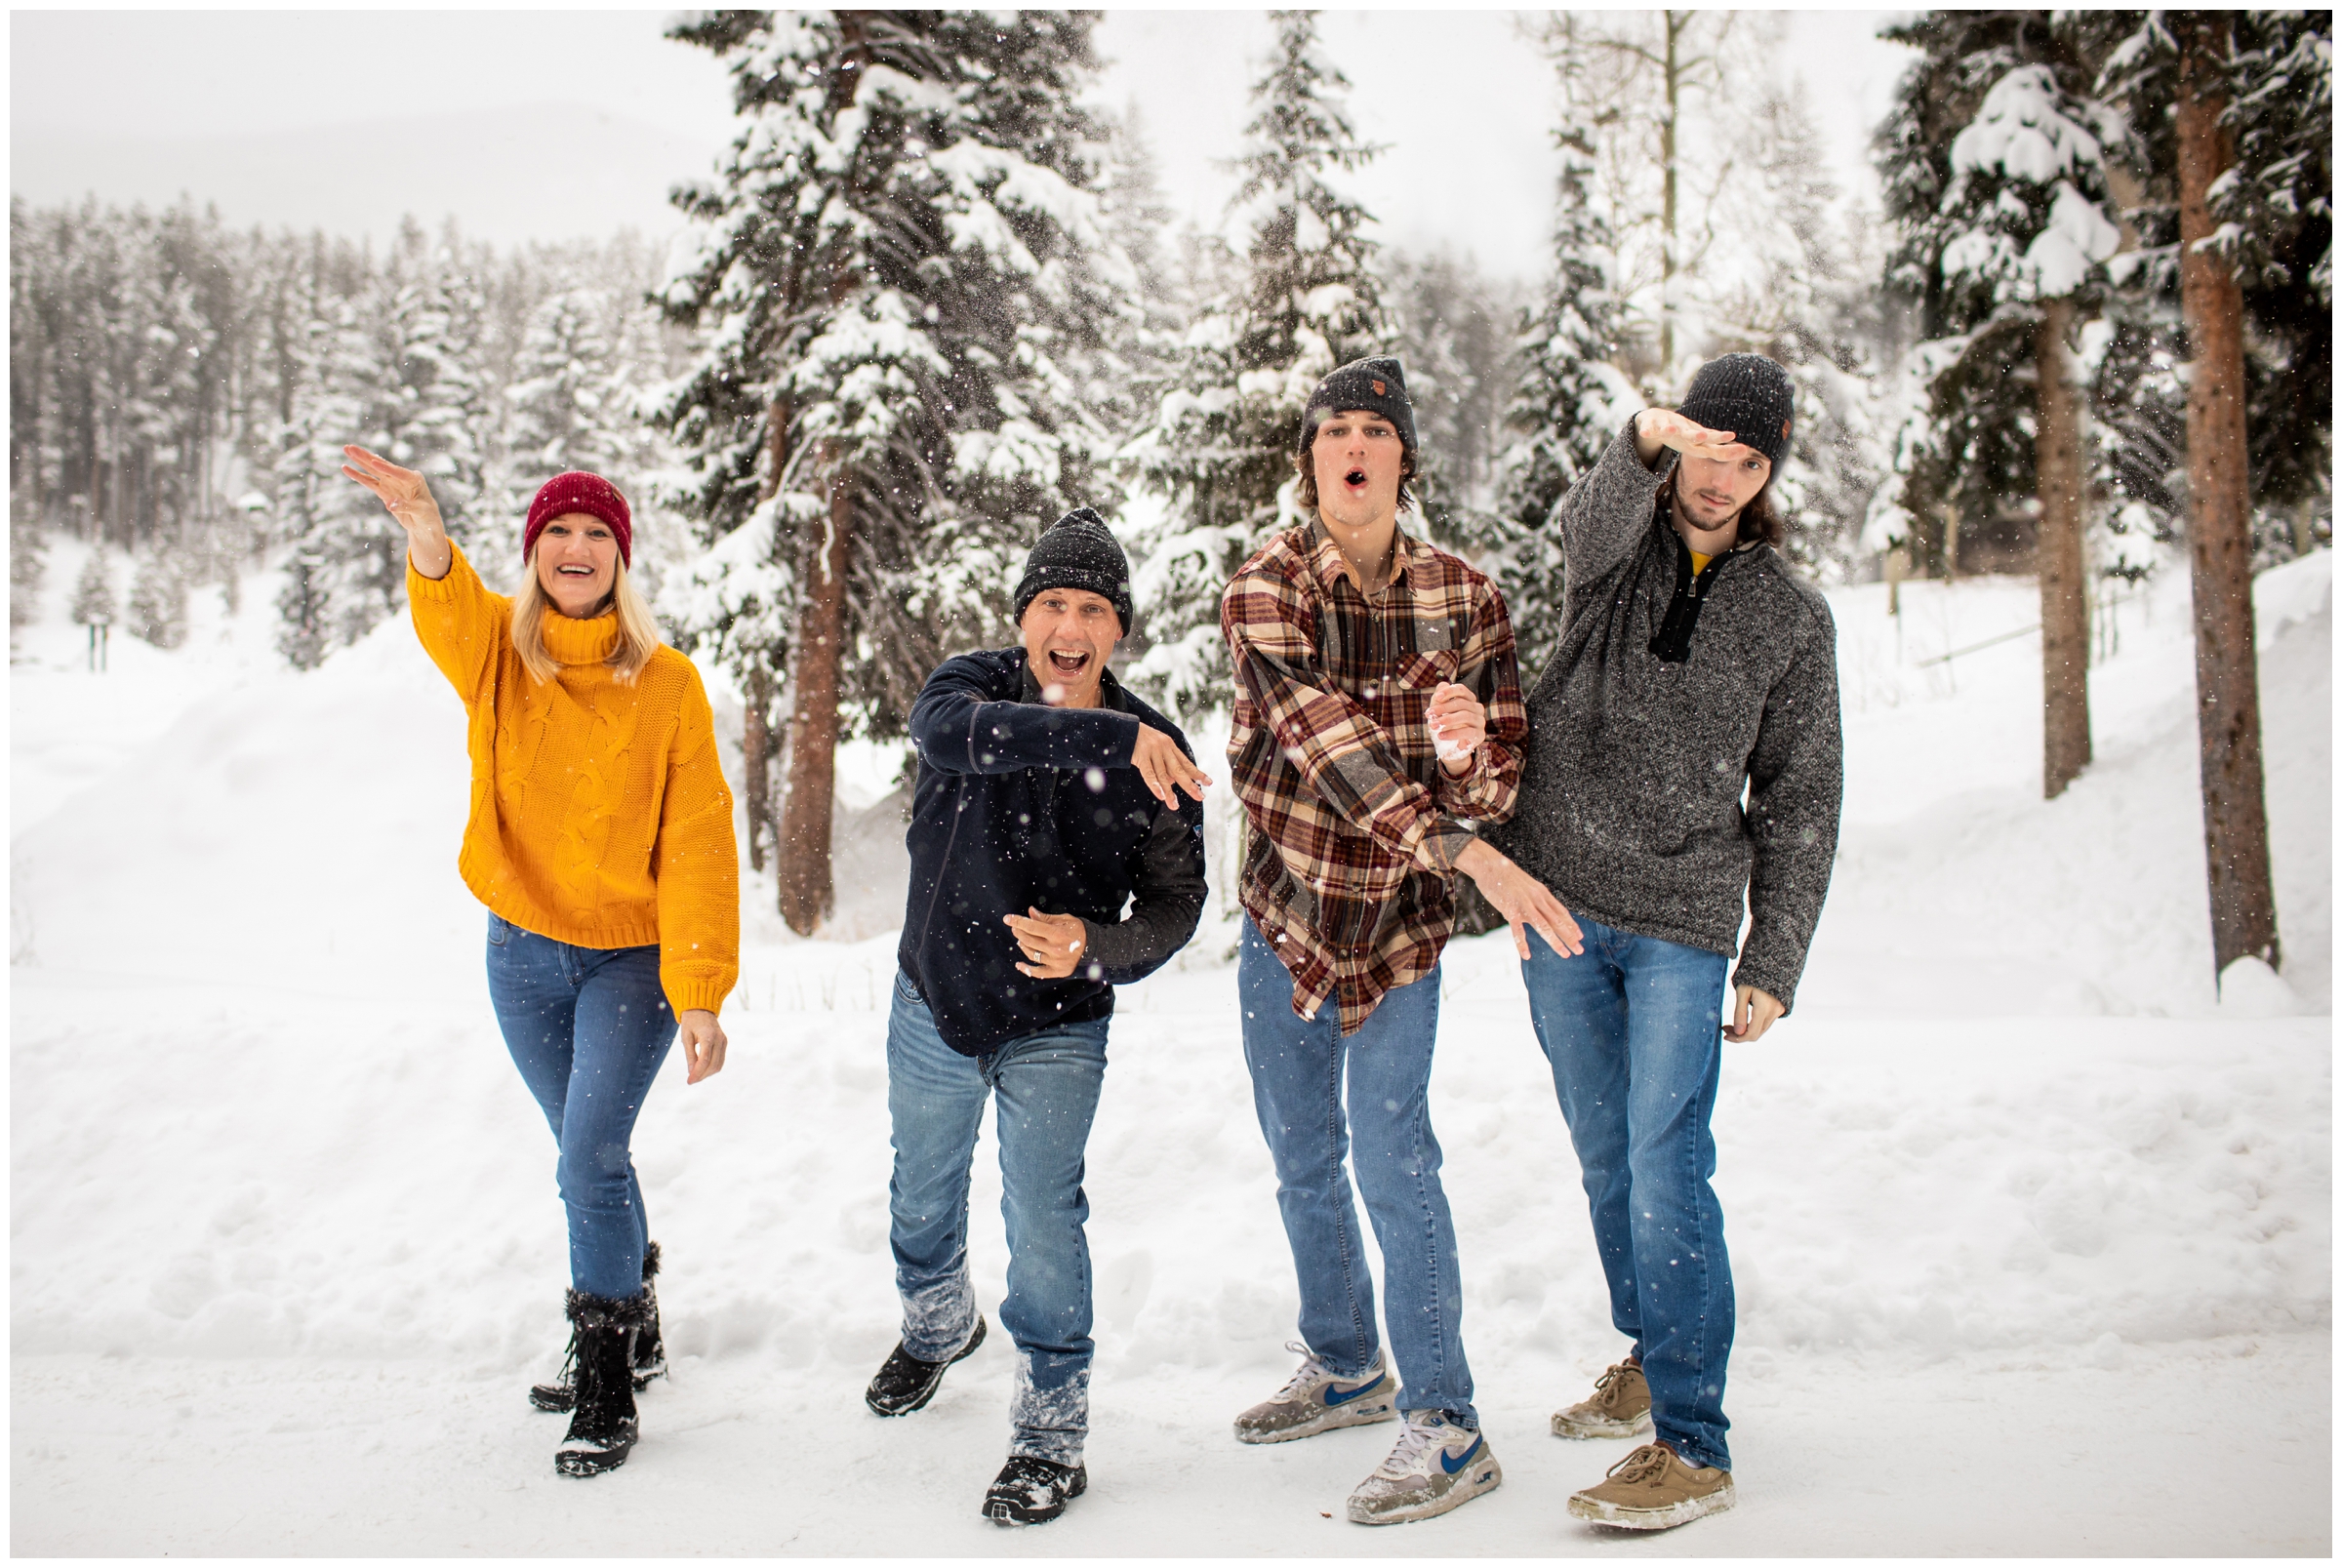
[886,969,1108,1467]
[485,912,674,1300]
[1237,919,1475,1427]
[1518,917,1734,1472]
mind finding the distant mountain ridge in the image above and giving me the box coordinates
[11,101,720,245]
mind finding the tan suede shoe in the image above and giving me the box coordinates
[1550,1359,1653,1439]
[1566,1441,1734,1530]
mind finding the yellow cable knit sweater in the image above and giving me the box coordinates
[408,547,739,1017]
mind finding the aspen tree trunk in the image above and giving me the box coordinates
[777,457,852,935]
[2034,296,2091,797]
[2173,13,2281,978]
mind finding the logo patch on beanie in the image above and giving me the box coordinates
[1781,418,1793,439]
[1372,380,1386,396]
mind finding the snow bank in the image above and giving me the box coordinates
[11,545,2331,1386]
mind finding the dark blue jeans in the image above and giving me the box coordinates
[1237,918,1476,1427]
[485,912,674,1300]
[1518,917,1734,1472]
[886,969,1108,1467]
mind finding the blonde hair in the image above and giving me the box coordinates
[511,550,663,685]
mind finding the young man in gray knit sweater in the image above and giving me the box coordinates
[1491,352,1843,1532]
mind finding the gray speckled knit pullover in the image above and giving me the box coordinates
[1490,420,1842,1010]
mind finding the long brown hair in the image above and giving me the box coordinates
[1670,462,1783,548]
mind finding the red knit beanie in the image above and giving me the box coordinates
[524,472,633,568]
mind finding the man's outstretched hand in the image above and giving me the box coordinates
[1455,838,1583,962]
[1131,726,1212,810]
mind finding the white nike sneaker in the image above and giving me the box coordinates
[1232,1342,1398,1443]
[1346,1413,1503,1525]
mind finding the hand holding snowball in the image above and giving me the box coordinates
[1428,681,1486,775]
[1006,907,1090,980]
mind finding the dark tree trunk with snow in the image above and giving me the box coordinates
[2033,295,2091,798]
[778,464,853,936]
[742,666,774,875]
[2173,12,2281,979]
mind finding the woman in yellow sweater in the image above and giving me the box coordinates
[343,446,739,1478]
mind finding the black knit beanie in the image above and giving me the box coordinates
[1676,353,1797,466]
[1296,356,1417,459]
[1013,507,1133,635]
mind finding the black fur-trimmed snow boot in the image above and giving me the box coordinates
[533,1242,666,1412]
[553,1287,651,1477]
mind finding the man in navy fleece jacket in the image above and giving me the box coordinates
[868,507,1209,1528]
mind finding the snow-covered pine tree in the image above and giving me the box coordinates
[1121,9,1388,722]
[9,506,47,660]
[2092,10,2332,558]
[1478,29,1635,681]
[69,544,114,629]
[1381,250,1519,542]
[660,10,1133,930]
[496,285,628,582]
[275,222,499,666]
[1877,13,2126,797]
[125,545,188,649]
[1707,90,1897,583]
[2087,11,2330,982]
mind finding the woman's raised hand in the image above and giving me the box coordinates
[342,444,453,580]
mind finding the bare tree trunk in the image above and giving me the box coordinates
[2174,13,2281,979]
[742,666,773,874]
[777,457,852,935]
[2034,296,2091,798]
[746,393,792,878]
[1660,10,1682,375]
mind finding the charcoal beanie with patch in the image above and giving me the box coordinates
[1676,352,1797,466]
[1297,355,1417,459]
[1013,506,1133,634]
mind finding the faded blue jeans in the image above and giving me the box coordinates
[1237,918,1476,1427]
[1518,917,1734,1472]
[484,912,674,1301]
[886,968,1107,1467]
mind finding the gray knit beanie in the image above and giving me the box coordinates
[1676,353,1797,465]
[1012,507,1133,634]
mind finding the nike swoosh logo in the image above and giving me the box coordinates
[1324,1372,1388,1407]
[1441,1434,1485,1475]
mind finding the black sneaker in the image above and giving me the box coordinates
[864,1314,987,1417]
[983,1455,1087,1525]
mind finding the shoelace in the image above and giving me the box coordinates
[1373,1417,1450,1478]
[1272,1341,1331,1400]
[1592,1362,1635,1411]
[1605,1443,1675,1486]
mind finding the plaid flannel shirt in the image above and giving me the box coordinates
[1223,517,1526,1034]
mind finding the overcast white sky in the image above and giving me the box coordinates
[10,10,1917,281]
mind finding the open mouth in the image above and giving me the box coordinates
[557,564,595,577]
[1047,648,1092,678]
[1343,466,1370,492]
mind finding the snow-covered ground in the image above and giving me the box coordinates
[12,540,2332,1554]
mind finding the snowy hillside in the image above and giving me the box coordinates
[12,542,2330,1554]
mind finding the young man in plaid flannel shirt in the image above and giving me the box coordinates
[1219,356,1583,1527]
